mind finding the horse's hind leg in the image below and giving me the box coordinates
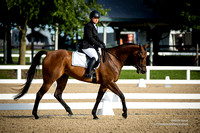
[92,84,107,119]
[54,74,73,116]
[32,82,52,119]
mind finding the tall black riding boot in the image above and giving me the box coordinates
[85,57,96,78]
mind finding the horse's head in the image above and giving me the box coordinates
[133,44,148,74]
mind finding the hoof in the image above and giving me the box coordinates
[32,112,39,119]
[93,117,99,120]
[122,113,127,119]
[69,112,73,115]
[68,114,73,118]
[34,115,39,119]
[67,109,73,115]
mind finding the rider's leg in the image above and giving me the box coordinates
[82,48,98,61]
[82,48,98,78]
[85,57,96,78]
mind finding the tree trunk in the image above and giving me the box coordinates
[19,20,27,65]
[6,24,13,64]
[3,26,7,64]
[2,24,12,64]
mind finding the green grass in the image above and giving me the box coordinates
[0,70,16,79]
[12,57,31,64]
[119,70,200,80]
[0,70,200,80]
[150,70,186,79]
[191,71,200,79]
[119,70,146,79]
[0,69,199,80]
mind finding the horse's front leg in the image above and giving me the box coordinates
[107,81,127,119]
[92,84,107,119]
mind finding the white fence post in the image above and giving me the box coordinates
[146,68,150,80]
[29,55,32,63]
[186,69,190,80]
[17,68,21,80]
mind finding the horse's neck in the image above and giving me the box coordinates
[112,45,138,65]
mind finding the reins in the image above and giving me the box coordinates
[102,46,146,67]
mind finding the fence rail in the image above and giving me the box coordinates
[0,65,199,84]
[1,93,200,110]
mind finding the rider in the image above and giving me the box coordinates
[81,11,105,78]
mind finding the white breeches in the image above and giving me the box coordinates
[82,48,98,61]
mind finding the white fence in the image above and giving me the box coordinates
[1,93,200,110]
[0,65,199,84]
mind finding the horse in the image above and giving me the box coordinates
[14,44,148,119]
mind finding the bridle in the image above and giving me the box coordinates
[134,45,147,72]
[136,50,147,67]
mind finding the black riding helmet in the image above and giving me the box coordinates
[89,11,100,19]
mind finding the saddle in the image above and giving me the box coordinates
[72,48,101,83]
[72,49,101,69]
[72,48,101,69]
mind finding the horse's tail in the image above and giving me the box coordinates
[14,51,47,100]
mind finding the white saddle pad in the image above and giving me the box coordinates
[72,51,88,68]
[72,48,101,69]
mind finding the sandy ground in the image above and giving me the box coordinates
[0,83,200,132]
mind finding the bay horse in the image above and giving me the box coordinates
[14,44,148,119]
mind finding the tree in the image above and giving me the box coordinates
[145,0,200,33]
[52,0,109,39]
[180,0,200,45]
[6,0,47,65]
[4,0,108,65]
[180,1,200,31]
[0,0,13,64]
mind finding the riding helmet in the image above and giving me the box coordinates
[89,11,100,19]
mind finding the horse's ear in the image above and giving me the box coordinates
[144,44,148,49]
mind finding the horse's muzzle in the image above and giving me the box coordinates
[136,67,146,74]
[141,69,146,74]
